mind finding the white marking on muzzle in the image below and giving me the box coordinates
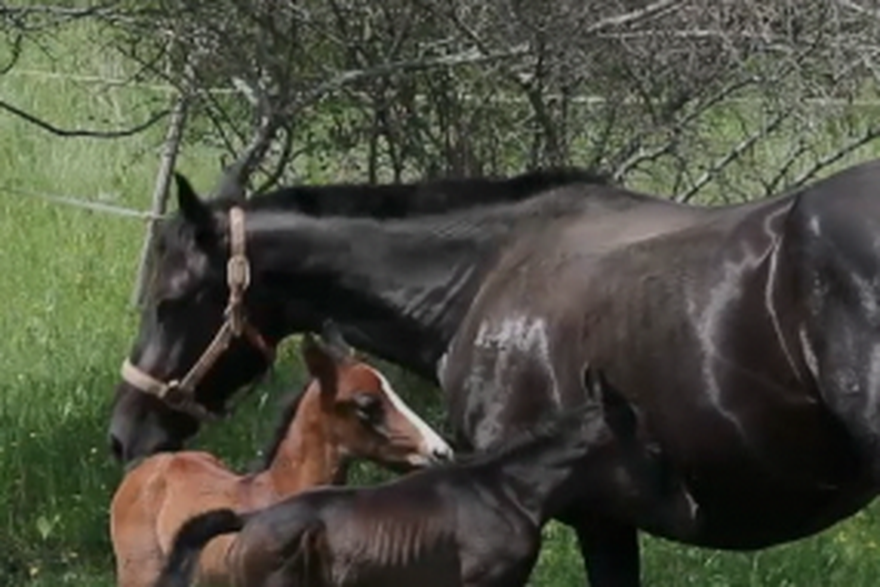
[375,371,454,465]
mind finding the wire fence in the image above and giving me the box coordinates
[0,183,161,220]
[8,68,880,108]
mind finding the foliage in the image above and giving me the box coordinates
[5,1,880,198]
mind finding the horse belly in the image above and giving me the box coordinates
[641,394,875,549]
[338,550,461,587]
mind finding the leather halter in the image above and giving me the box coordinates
[120,206,276,421]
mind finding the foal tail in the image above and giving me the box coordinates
[153,508,246,587]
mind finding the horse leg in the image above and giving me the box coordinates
[573,515,641,587]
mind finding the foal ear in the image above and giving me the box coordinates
[175,172,218,249]
[582,365,639,441]
[301,332,340,395]
[320,320,353,359]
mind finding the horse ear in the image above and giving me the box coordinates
[320,319,353,359]
[582,365,638,441]
[301,332,339,396]
[175,172,217,248]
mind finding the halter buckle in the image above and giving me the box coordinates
[160,380,186,404]
[227,254,250,290]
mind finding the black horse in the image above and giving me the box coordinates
[153,368,698,587]
[110,158,880,586]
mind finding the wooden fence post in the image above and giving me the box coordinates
[129,93,189,307]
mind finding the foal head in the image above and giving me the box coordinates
[287,322,453,471]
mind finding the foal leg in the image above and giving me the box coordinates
[113,531,165,587]
[573,515,641,587]
[111,497,165,587]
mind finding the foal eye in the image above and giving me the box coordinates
[351,393,382,423]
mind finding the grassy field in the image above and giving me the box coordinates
[5,22,880,587]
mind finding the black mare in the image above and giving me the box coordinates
[111,159,880,586]
[154,368,698,587]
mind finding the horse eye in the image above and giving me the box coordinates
[156,299,176,322]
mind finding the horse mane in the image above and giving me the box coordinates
[158,168,660,260]
[241,180,638,255]
[237,167,610,217]
[255,378,311,471]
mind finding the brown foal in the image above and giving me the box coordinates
[110,325,452,587]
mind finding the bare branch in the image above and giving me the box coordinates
[676,109,792,203]
[788,125,880,190]
[303,45,529,103]
[254,124,295,194]
[211,76,285,199]
[0,99,169,138]
[584,0,683,34]
[833,0,880,18]
[131,94,191,307]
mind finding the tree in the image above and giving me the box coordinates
[3,2,880,301]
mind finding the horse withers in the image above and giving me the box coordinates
[111,322,451,587]
[152,367,698,587]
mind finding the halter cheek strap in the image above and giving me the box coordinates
[119,206,276,421]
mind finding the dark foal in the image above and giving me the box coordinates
[154,368,698,587]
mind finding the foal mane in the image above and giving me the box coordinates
[454,401,607,468]
[255,378,311,471]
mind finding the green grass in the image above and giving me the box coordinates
[5,19,880,587]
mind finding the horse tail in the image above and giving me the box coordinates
[153,508,246,587]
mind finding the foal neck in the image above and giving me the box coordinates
[486,420,611,526]
[261,383,346,496]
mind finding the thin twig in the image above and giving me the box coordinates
[0,99,170,138]
[675,109,791,203]
[584,0,682,35]
[788,125,880,190]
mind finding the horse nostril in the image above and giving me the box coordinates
[110,434,124,462]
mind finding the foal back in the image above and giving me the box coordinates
[228,482,467,587]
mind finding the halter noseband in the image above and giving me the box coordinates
[120,206,276,421]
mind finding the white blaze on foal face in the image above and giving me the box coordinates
[375,370,453,465]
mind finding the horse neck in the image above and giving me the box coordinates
[260,386,346,495]
[248,209,520,378]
